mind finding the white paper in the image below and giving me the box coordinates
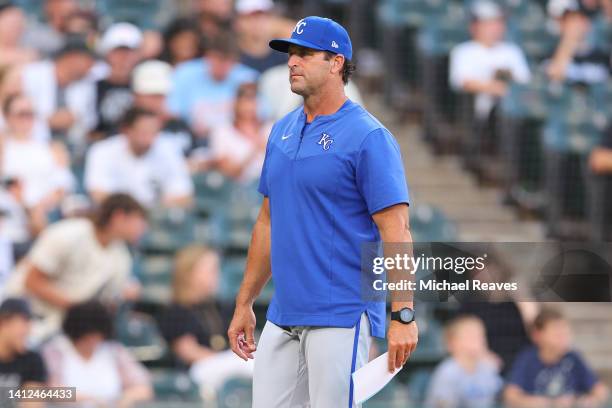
[352,352,402,405]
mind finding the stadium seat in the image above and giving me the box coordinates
[116,310,167,363]
[217,377,252,408]
[150,369,201,402]
[139,208,197,254]
[95,0,169,29]
[410,204,459,242]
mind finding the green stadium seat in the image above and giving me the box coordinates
[150,369,201,402]
[139,208,197,254]
[410,205,459,242]
[217,377,252,408]
[96,0,168,29]
[116,311,167,362]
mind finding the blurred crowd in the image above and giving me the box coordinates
[0,0,611,406]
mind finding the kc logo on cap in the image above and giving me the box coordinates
[294,19,307,35]
[269,16,353,61]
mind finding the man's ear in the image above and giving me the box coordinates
[330,54,345,75]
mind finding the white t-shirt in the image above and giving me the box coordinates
[2,138,74,207]
[5,218,131,341]
[84,135,194,208]
[449,40,531,117]
[210,123,271,182]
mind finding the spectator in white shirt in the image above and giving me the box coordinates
[210,82,270,182]
[449,1,531,118]
[21,39,96,147]
[43,301,153,407]
[4,194,147,344]
[1,94,74,214]
[85,107,194,208]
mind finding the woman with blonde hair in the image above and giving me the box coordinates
[157,244,253,393]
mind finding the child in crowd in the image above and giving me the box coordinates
[504,308,609,408]
[425,315,503,408]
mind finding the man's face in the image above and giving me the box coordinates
[134,94,166,116]
[125,115,162,156]
[61,53,95,83]
[472,18,506,46]
[107,48,140,76]
[287,45,335,97]
[0,316,31,354]
[207,50,236,82]
[112,211,148,244]
[45,0,78,32]
[533,319,573,357]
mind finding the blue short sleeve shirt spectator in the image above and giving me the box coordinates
[507,346,599,397]
[167,58,258,131]
[258,99,410,338]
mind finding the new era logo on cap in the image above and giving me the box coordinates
[269,16,353,60]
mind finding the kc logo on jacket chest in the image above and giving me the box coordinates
[318,133,333,150]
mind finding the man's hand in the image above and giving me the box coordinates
[228,304,257,361]
[387,320,418,373]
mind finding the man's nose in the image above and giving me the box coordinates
[288,54,301,67]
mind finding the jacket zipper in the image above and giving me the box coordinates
[294,120,308,160]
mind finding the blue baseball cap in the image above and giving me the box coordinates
[269,16,353,60]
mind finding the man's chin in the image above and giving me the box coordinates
[290,84,306,96]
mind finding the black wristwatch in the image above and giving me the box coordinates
[391,307,415,324]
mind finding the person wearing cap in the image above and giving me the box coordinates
[227,16,416,407]
[21,38,97,145]
[234,0,295,73]
[0,298,47,391]
[89,23,142,141]
[449,0,531,119]
[167,29,258,138]
[132,60,196,157]
[546,0,609,83]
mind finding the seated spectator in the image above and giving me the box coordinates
[425,315,502,408]
[90,23,143,141]
[1,94,74,214]
[160,18,203,67]
[21,39,96,146]
[4,194,147,344]
[43,301,153,407]
[504,308,609,408]
[0,2,38,68]
[85,107,194,208]
[193,0,233,40]
[210,82,271,181]
[64,9,99,48]
[22,0,79,57]
[449,0,531,119]
[167,30,258,139]
[546,0,609,83]
[234,0,292,73]
[132,60,196,157]
[0,298,47,389]
[157,245,253,392]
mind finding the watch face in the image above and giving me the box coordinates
[400,308,414,323]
